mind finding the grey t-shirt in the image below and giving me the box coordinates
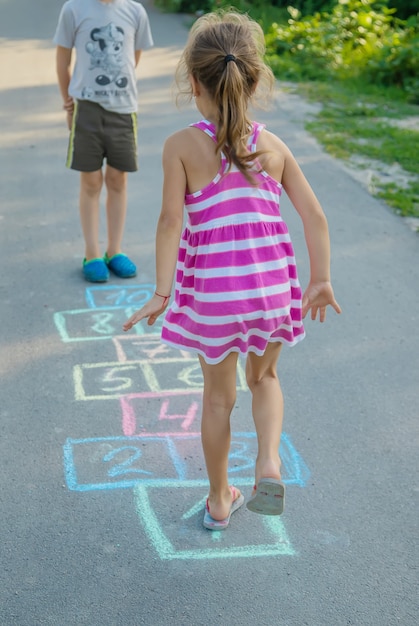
[53,0,153,113]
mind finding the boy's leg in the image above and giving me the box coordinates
[79,170,103,260]
[198,352,242,521]
[245,342,283,487]
[103,108,137,261]
[104,164,128,258]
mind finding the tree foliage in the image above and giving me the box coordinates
[388,0,419,21]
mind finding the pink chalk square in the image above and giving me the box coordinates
[120,391,203,436]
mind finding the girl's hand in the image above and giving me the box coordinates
[302,281,341,322]
[122,294,169,331]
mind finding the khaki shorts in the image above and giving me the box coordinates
[66,100,138,172]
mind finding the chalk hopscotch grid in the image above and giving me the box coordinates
[55,284,310,560]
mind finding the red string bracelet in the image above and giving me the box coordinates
[155,291,171,307]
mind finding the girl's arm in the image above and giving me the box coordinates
[56,45,74,129]
[281,145,341,322]
[123,134,186,330]
[155,134,186,296]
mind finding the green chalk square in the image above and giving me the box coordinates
[133,480,295,560]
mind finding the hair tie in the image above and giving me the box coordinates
[224,54,236,65]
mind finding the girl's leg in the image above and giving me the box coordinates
[104,165,128,258]
[246,342,283,487]
[198,352,242,521]
[80,170,103,260]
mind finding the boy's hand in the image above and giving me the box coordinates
[65,111,73,130]
[123,294,169,331]
[302,281,341,322]
[62,96,74,130]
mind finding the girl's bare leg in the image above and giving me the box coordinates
[199,352,242,521]
[246,342,283,487]
[104,165,127,258]
[80,170,103,260]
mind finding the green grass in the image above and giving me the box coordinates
[292,81,419,219]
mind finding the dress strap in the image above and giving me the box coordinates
[247,122,266,153]
[189,119,217,143]
[189,120,266,167]
[190,120,228,171]
[191,120,266,151]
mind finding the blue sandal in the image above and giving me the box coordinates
[82,258,109,283]
[104,252,137,278]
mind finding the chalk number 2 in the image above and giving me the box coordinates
[103,446,152,478]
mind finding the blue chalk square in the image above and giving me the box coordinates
[85,284,155,309]
[63,436,184,491]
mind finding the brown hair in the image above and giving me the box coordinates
[175,10,274,181]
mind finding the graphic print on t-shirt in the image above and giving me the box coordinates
[84,22,129,99]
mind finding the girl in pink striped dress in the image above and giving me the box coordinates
[124,11,341,529]
[162,117,306,363]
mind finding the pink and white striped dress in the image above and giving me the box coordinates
[161,120,305,364]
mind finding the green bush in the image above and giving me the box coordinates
[265,0,418,94]
[297,0,419,21]
[156,0,418,99]
[258,1,337,16]
[363,16,419,101]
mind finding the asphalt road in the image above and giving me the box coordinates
[1,1,418,625]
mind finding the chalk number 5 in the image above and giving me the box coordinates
[101,366,136,391]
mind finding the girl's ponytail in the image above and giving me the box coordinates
[175,11,274,182]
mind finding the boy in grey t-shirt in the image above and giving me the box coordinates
[54,0,153,282]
